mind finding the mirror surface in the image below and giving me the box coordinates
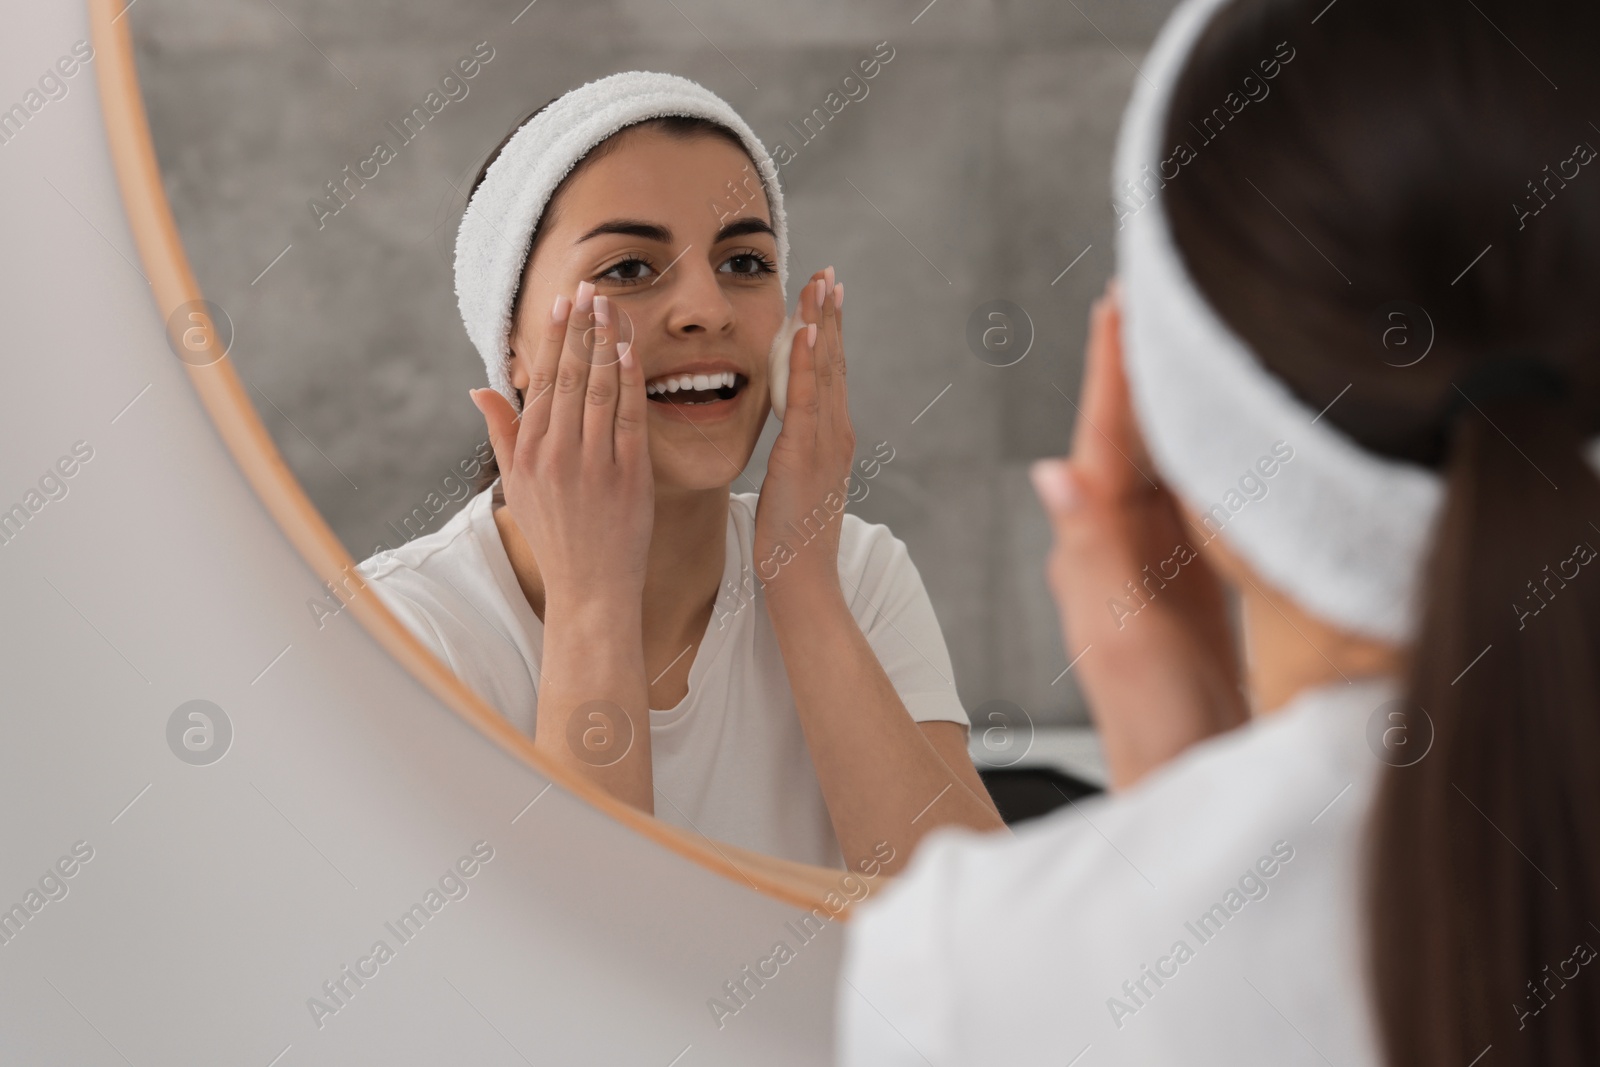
[132,0,1177,865]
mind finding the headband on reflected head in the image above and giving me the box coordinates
[454,71,790,412]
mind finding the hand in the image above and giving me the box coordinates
[1030,280,1247,790]
[754,269,853,603]
[471,280,654,614]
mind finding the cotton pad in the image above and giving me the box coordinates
[766,305,807,422]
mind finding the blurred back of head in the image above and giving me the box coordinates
[1163,1,1600,1063]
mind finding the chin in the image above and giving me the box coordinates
[651,461,745,495]
[645,384,768,493]
[648,431,762,494]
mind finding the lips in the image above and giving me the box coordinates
[644,369,745,406]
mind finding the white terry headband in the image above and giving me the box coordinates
[455,71,790,411]
[1114,0,1453,643]
[1117,0,1600,641]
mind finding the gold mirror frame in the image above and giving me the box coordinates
[89,0,842,911]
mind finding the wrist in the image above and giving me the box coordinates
[544,590,643,632]
[763,570,849,622]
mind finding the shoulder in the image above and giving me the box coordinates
[833,513,938,633]
[886,679,1383,920]
[359,491,486,585]
[352,489,540,722]
[837,511,913,578]
[842,680,1392,1063]
[354,491,498,640]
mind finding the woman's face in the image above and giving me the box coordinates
[507,125,784,495]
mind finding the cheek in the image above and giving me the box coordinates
[506,303,548,382]
[737,291,788,363]
[507,252,574,363]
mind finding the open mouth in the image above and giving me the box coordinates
[644,371,746,406]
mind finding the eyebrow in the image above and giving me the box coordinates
[576,219,672,244]
[574,216,777,246]
[713,217,777,243]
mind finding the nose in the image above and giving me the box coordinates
[662,256,735,337]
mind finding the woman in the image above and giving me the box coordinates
[359,72,1003,871]
[839,0,1599,1063]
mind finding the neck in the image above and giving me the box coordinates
[494,485,729,641]
[1237,579,1406,715]
[640,486,730,630]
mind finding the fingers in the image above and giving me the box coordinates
[548,280,598,442]
[797,269,827,326]
[782,268,850,455]
[1030,453,1141,646]
[1029,459,1079,520]
[822,265,844,355]
[783,312,821,437]
[581,294,622,457]
[814,271,849,446]
[613,339,648,462]
[470,387,522,481]
[1029,460,1085,593]
[1070,278,1153,498]
[780,271,827,436]
[519,290,573,441]
[514,280,641,472]
[821,274,844,373]
[808,276,835,394]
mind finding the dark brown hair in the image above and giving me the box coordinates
[466,103,757,494]
[1161,0,1600,1063]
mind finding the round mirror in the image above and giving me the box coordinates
[121,0,1138,890]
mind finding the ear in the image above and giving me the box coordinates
[506,335,531,391]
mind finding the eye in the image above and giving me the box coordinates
[719,250,777,278]
[597,256,656,284]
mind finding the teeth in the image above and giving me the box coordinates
[646,371,740,396]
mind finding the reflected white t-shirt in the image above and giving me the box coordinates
[838,677,1393,1066]
[357,487,969,869]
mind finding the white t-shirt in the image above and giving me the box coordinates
[838,677,1394,1066]
[357,487,969,869]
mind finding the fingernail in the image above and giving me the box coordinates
[806,322,818,348]
[575,280,595,312]
[552,293,571,325]
[618,340,633,366]
[833,282,845,311]
[594,294,610,328]
[1029,460,1078,513]
[824,265,835,288]
[815,278,827,308]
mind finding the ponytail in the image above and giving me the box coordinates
[1367,399,1600,1065]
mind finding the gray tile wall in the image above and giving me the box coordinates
[133,0,1181,726]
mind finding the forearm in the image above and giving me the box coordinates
[534,596,654,813]
[766,582,1006,873]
